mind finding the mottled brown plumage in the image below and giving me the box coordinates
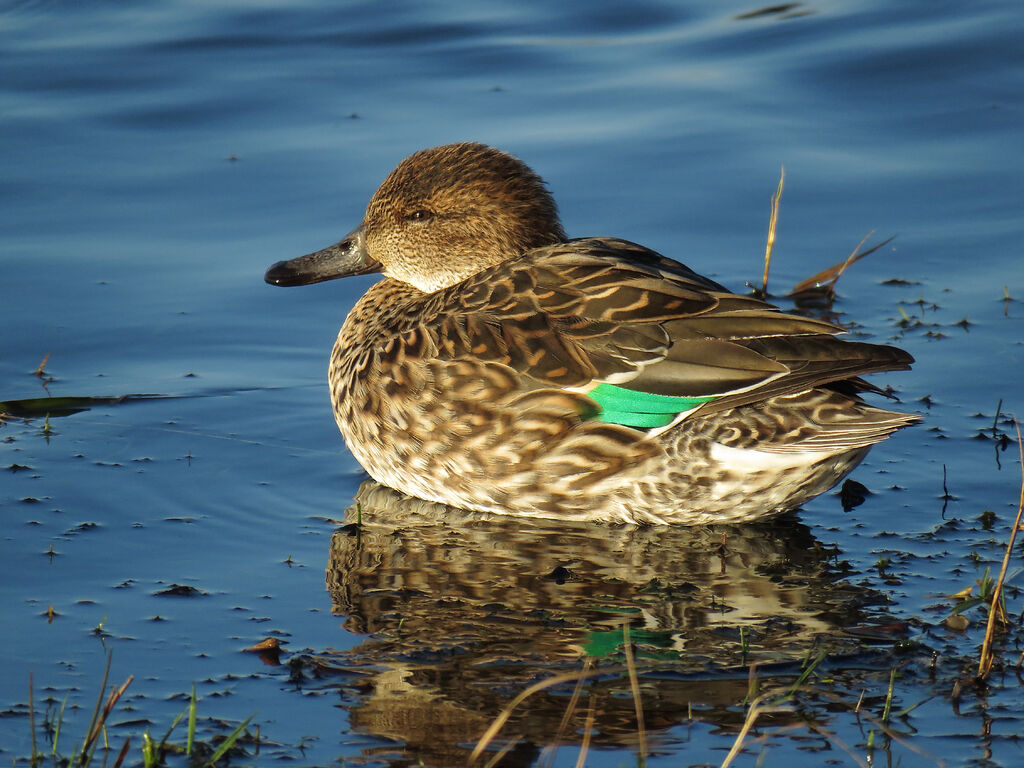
[266,142,918,523]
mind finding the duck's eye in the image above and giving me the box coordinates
[406,209,432,222]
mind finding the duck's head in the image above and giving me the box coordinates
[265,143,566,293]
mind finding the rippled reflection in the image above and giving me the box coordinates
[302,481,882,765]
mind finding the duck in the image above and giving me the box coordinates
[265,142,918,524]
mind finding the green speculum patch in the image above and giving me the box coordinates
[587,382,714,428]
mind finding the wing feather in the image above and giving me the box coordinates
[413,237,912,419]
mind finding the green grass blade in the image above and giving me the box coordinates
[786,650,826,699]
[28,673,37,765]
[142,730,156,768]
[881,666,897,723]
[52,692,69,759]
[187,684,197,756]
[157,709,186,752]
[894,694,936,719]
[205,714,255,766]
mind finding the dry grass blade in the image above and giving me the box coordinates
[80,652,114,760]
[720,693,767,768]
[856,709,948,767]
[761,166,785,296]
[622,622,647,762]
[735,683,945,768]
[83,674,134,756]
[469,666,609,765]
[977,419,1024,680]
[744,661,760,705]
[789,233,895,298]
[112,736,132,768]
[33,353,50,377]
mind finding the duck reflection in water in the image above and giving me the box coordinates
[295,482,894,767]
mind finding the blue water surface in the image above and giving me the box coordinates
[2,1,1023,766]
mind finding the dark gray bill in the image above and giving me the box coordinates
[264,225,380,286]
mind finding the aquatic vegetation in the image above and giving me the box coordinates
[976,423,1024,681]
[22,655,257,768]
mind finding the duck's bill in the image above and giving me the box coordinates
[264,225,381,287]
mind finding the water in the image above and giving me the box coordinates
[2,1,1023,765]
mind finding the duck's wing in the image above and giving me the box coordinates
[426,237,913,428]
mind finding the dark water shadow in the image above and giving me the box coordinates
[0,386,296,419]
[290,482,897,766]
[0,393,173,418]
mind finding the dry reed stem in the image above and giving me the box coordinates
[803,721,869,768]
[977,419,1024,680]
[761,167,785,296]
[831,230,874,290]
[788,233,894,297]
[808,683,947,767]
[483,737,522,768]
[539,657,592,768]
[574,696,596,768]
[622,622,648,761]
[720,678,816,767]
[469,666,608,765]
